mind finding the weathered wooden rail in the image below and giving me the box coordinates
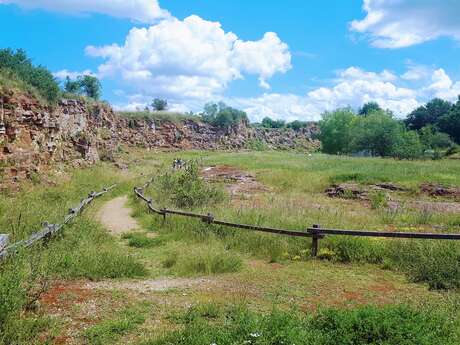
[134,177,460,257]
[0,184,116,261]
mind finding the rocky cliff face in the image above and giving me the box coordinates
[0,90,319,189]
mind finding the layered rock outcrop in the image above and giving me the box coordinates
[0,90,319,188]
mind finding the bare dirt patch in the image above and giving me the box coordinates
[201,165,270,200]
[97,196,139,235]
[325,183,407,200]
[85,278,211,293]
[420,183,460,199]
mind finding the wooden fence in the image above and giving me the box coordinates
[0,184,116,261]
[134,179,460,257]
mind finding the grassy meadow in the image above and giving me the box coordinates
[1,148,460,344]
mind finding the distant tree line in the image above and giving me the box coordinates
[256,117,311,131]
[318,100,459,159]
[0,48,102,103]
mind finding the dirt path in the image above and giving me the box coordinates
[85,278,212,292]
[97,196,140,235]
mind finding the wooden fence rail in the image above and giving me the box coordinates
[0,184,116,261]
[134,178,460,257]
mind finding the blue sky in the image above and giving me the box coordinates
[1,0,460,121]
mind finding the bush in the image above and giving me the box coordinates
[0,48,60,103]
[245,138,268,151]
[156,161,225,209]
[392,130,424,159]
[318,108,356,154]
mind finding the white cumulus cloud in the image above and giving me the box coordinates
[0,0,170,23]
[351,0,460,48]
[86,15,291,101]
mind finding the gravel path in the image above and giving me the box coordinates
[97,195,139,235]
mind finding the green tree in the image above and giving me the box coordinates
[64,76,80,94]
[318,108,356,154]
[78,75,102,100]
[261,117,285,128]
[201,102,248,129]
[405,98,452,130]
[438,97,460,143]
[286,120,308,131]
[352,110,403,157]
[152,98,168,111]
[419,125,454,149]
[392,130,424,159]
[359,102,382,116]
[0,48,60,103]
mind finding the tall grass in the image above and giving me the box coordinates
[143,303,460,345]
[0,164,147,344]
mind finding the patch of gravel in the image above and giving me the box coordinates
[201,165,270,199]
[97,195,140,235]
[85,278,211,293]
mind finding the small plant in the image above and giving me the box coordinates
[157,160,225,209]
[369,190,388,209]
[84,305,148,345]
[121,233,162,248]
[245,138,268,151]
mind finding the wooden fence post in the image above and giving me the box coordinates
[0,234,9,252]
[310,224,321,258]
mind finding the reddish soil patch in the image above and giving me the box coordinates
[202,165,270,200]
[40,280,93,309]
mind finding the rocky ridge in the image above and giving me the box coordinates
[0,90,319,189]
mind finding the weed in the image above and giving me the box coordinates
[121,232,163,248]
[369,191,388,209]
[156,160,225,208]
[84,305,148,345]
[162,243,242,276]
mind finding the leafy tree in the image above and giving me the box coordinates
[152,98,168,111]
[405,98,452,130]
[438,97,460,143]
[352,110,403,156]
[0,48,60,103]
[201,102,248,129]
[286,120,308,131]
[419,125,454,149]
[64,76,80,94]
[359,102,382,116]
[261,117,286,128]
[392,130,424,159]
[78,75,101,100]
[318,108,356,154]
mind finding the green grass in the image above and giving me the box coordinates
[2,149,460,343]
[143,303,460,345]
[129,150,460,289]
[162,242,243,276]
[0,162,149,344]
[122,232,163,248]
[84,304,148,345]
